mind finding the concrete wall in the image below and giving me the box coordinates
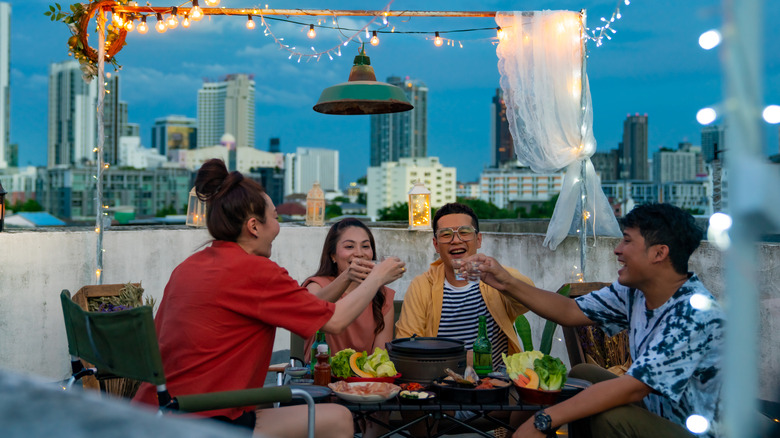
[1,226,778,401]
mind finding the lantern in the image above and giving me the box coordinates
[306,182,325,226]
[0,179,6,232]
[186,187,207,227]
[408,181,432,230]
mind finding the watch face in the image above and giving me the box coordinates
[534,410,552,432]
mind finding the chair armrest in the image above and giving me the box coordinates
[175,386,293,412]
[268,363,289,373]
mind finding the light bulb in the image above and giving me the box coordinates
[124,19,134,32]
[434,31,443,47]
[764,105,780,124]
[370,31,379,46]
[307,24,316,39]
[191,0,204,21]
[696,107,717,125]
[137,16,149,34]
[496,26,505,40]
[699,29,721,50]
[156,13,167,33]
[246,15,256,29]
[204,0,220,6]
[182,13,191,28]
[113,12,124,27]
[167,15,179,29]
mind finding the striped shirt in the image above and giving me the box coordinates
[438,279,509,369]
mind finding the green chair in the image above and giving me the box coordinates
[60,290,315,438]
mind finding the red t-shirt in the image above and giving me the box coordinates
[133,241,335,419]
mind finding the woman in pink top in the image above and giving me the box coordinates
[303,218,395,357]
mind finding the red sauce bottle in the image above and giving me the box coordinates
[313,344,331,386]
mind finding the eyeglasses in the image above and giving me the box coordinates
[435,226,477,243]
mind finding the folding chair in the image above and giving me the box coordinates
[60,290,315,438]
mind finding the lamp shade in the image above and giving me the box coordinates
[306,182,325,226]
[186,187,207,227]
[314,46,413,115]
[0,180,6,232]
[408,181,432,230]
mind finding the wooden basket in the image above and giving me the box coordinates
[71,283,142,398]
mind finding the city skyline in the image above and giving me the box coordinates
[4,0,780,187]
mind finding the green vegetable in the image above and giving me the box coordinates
[331,348,356,378]
[502,350,544,381]
[539,284,571,355]
[514,315,534,352]
[534,355,568,391]
[376,361,398,377]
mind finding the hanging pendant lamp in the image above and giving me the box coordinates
[314,45,413,115]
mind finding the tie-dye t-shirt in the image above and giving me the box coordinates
[575,274,724,436]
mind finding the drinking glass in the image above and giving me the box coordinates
[452,259,466,281]
[466,260,481,282]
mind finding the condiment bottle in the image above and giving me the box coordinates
[310,330,329,372]
[473,315,493,377]
[313,344,332,386]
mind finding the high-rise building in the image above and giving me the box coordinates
[283,147,339,195]
[479,166,564,210]
[151,115,197,159]
[619,114,649,180]
[103,73,128,165]
[370,76,427,166]
[48,60,97,168]
[366,157,455,219]
[652,148,697,183]
[701,124,725,163]
[197,74,255,149]
[591,150,619,181]
[0,2,11,169]
[491,88,515,167]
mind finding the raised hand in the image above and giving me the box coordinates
[464,254,513,292]
[343,258,374,284]
[372,256,406,285]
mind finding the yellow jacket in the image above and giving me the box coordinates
[395,259,534,355]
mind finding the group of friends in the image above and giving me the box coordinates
[132,158,725,438]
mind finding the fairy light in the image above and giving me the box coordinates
[696,107,718,125]
[434,31,443,46]
[762,105,780,124]
[204,0,220,6]
[124,18,134,32]
[113,11,124,27]
[167,8,179,29]
[586,0,631,47]
[307,24,316,38]
[190,0,204,21]
[370,30,379,46]
[246,15,256,29]
[496,26,505,40]
[699,30,721,50]
[182,13,191,28]
[137,15,148,34]
[155,13,167,33]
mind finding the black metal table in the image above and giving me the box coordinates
[335,390,573,438]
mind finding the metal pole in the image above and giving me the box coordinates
[579,10,588,281]
[112,7,499,18]
[722,0,762,436]
[96,11,106,285]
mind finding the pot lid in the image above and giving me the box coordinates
[389,337,465,355]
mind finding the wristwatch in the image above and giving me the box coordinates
[533,410,553,435]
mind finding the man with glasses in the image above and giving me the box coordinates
[396,203,535,370]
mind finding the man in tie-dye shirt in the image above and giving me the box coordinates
[469,203,724,438]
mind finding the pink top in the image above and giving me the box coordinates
[302,276,395,358]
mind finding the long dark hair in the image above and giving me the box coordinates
[311,218,386,335]
[194,158,267,242]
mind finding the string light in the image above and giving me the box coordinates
[307,24,316,39]
[112,11,124,27]
[124,18,134,32]
[434,31,443,46]
[190,0,204,22]
[204,0,220,6]
[155,13,167,33]
[586,0,630,47]
[167,8,179,29]
[137,15,148,34]
[370,30,379,46]
[182,13,191,28]
[496,26,505,40]
[246,15,256,29]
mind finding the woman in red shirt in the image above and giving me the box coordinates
[133,159,405,438]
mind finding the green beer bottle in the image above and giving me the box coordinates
[473,315,493,377]
[310,330,329,372]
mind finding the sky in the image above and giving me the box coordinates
[6,0,780,187]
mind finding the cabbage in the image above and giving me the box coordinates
[376,362,397,377]
[502,351,544,381]
[534,355,567,391]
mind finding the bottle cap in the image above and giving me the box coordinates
[317,344,329,354]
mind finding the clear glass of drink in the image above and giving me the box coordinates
[452,259,466,280]
[466,260,481,282]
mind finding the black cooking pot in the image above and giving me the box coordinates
[387,337,466,384]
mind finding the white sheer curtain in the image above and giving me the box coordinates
[496,10,620,250]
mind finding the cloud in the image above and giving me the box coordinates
[10,69,48,90]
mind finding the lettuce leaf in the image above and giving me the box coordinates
[330,348,356,378]
[502,351,544,381]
